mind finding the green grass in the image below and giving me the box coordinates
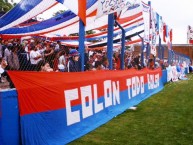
[69,74,193,145]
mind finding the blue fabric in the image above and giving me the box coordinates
[0,70,167,145]
[0,0,42,28]
[20,80,164,145]
[176,65,181,72]
[0,0,97,34]
[0,10,76,34]
[0,89,21,145]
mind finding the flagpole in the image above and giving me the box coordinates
[78,19,85,71]
[115,20,125,70]
[107,13,114,70]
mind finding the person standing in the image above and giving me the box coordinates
[67,49,80,72]
[29,44,42,71]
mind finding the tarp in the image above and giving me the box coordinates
[8,68,163,145]
[0,0,143,41]
[0,0,97,37]
[0,0,58,31]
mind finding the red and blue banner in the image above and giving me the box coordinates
[8,68,163,145]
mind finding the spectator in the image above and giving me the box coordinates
[4,43,12,62]
[94,61,102,70]
[29,44,42,71]
[67,49,80,72]
[101,56,109,70]
[55,41,61,52]
[113,51,121,70]
[0,58,7,83]
[36,60,53,72]
[7,45,20,70]
[134,54,141,70]
[44,44,55,68]
[58,51,66,71]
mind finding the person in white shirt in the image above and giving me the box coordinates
[58,51,66,71]
[29,44,42,71]
[55,41,61,52]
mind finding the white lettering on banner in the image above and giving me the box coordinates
[112,81,120,105]
[64,75,159,126]
[64,80,121,126]
[140,76,145,94]
[132,77,137,97]
[136,76,140,95]
[127,76,145,99]
[104,80,121,107]
[64,89,80,126]
[104,80,113,108]
[80,86,93,119]
[126,79,131,99]
[97,0,131,18]
[93,84,104,114]
[147,74,160,89]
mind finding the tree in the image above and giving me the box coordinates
[0,0,13,14]
[53,10,65,17]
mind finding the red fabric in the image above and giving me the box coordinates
[8,68,162,116]
[189,39,193,44]
[170,29,172,42]
[163,24,166,42]
[53,58,59,71]
[78,0,86,25]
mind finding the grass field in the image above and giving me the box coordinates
[69,74,193,145]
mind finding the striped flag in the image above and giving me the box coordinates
[57,0,86,25]
[163,23,166,42]
[96,0,133,18]
[187,25,193,44]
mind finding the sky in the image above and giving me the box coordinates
[8,0,193,44]
[143,0,193,44]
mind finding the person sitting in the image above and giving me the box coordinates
[93,61,102,71]
[36,60,53,72]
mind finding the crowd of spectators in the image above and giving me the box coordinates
[0,38,174,88]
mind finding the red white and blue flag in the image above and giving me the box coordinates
[8,68,163,145]
[187,25,193,44]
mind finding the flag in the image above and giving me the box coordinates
[163,23,166,42]
[57,0,86,25]
[170,28,172,43]
[96,0,134,18]
[7,68,163,145]
[159,16,163,38]
[156,13,159,34]
[150,8,157,56]
[187,25,193,44]
[141,1,150,43]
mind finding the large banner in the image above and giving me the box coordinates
[150,9,157,56]
[141,1,150,43]
[96,0,132,18]
[8,68,163,145]
[187,25,193,44]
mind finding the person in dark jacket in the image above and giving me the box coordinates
[67,49,80,72]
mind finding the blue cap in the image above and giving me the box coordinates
[69,49,79,56]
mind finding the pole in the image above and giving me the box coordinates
[137,33,144,67]
[115,20,125,70]
[78,19,85,71]
[158,36,161,59]
[107,13,114,70]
